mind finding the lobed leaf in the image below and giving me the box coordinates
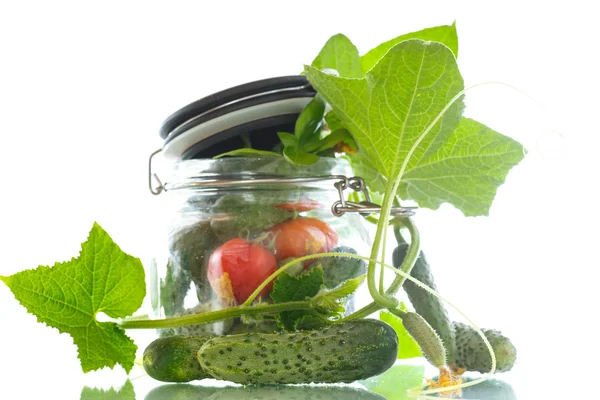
[0,223,145,373]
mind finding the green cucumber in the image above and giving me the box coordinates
[197,319,397,384]
[168,221,216,303]
[400,311,446,368]
[306,246,367,289]
[394,242,455,364]
[453,321,517,373]
[143,336,212,382]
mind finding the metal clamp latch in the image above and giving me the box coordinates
[331,177,416,218]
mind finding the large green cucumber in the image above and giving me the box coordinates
[143,336,212,382]
[453,321,517,373]
[394,242,455,364]
[197,319,397,385]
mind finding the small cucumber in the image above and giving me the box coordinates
[452,321,517,373]
[394,242,455,364]
[401,312,446,368]
[198,319,397,385]
[143,336,212,382]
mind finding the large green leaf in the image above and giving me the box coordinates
[311,34,362,78]
[306,39,465,188]
[361,22,459,73]
[306,39,525,216]
[398,117,526,216]
[0,223,145,373]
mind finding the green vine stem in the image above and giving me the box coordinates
[119,301,312,330]
[385,218,420,295]
[345,217,420,320]
[366,182,399,309]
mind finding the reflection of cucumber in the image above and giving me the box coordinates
[453,321,517,373]
[210,194,292,242]
[198,319,397,385]
[394,242,455,364]
[208,385,387,400]
[143,336,212,382]
[460,377,517,400]
[427,376,517,400]
[307,246,366,289]
[145,384,221,400]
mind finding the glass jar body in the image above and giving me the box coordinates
[149,157,372,337]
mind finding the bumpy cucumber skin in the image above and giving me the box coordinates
[197,319,398,385]
[395,243,455,364]
[143,336,212,382]
[401,312,446,368]
[453,321,517,373]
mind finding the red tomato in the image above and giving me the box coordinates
[273,200,321,212]
[266,217,338,263]
[207,238,277,305]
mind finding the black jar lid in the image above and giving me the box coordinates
[159,75,316,160]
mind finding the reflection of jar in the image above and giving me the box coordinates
[148,76,372,337]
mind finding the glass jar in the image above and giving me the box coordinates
[149,157,373,337]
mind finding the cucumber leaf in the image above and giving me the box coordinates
[0,223,145,373]
[306,39,465,184]
[270,267,324,331]
[397,117,526,215]
[306,39,525,216]
[311,34,362,78]
[380,310,422,359]
[325,110,344,132]
[80,380,135,400]
[311,275,365,314]
[360,22,459,73]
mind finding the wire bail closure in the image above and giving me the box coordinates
[148,150,416,218]
[148,149,164,195]
[331,177,416,218]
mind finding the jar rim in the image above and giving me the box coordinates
[164,157,354,192]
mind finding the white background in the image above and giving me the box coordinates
[1,1,598,399]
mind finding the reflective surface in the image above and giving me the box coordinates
[78,361,521,400]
